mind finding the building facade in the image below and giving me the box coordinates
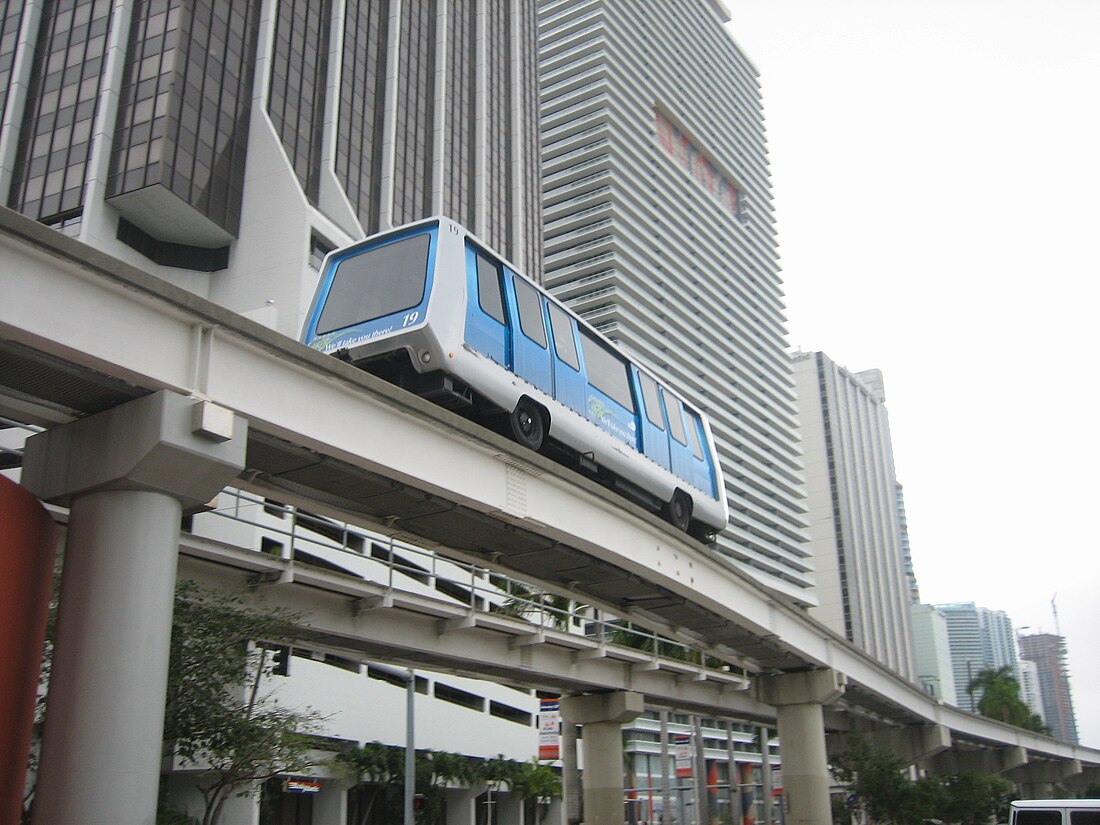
[791,351,915,679]
[538,0,812,602]
[936,601,1027,714]
[1019,631,1079,744]
[1017,657,1047,727]
[0,0,542,342]
[910,603,958,704]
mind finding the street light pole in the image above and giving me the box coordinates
[406,668,416,825]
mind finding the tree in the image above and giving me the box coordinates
[830,736,1010,825]
[831,737,932,825]
[968,666,1048,733]
[337,746,560,825]
[338,741,406,825]
[167,581,324,825]
[940,772,1012,825]
[512,760,562,825]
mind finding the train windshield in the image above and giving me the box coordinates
[315,233,431,334]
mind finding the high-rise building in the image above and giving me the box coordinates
[538,0,812,602]
[910,603,958,705]
[1017,657,1047,727]
[0,0,542,340]
[937,601,1024,714]
[896,483,920,604]
[937,602,985,713]
[1019,631,1079,743]
[792,352,915,678]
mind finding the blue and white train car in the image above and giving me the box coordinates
[301,217,729,537]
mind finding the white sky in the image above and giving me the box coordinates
[723,0,1100,747]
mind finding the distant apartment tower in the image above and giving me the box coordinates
[910,603,958,704]
[937,601,1021,714]
[0,0,542,339]
[538,0,812,601]
[897,484,920,603]
[937,602,985,713]
[792,352,915,678]
[1016,657,1047,727]
[1019,632,1078,743]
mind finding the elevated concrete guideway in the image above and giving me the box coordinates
[3,207,1099,819]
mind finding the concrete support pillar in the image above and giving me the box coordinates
[562,719,581,825]
[20,391,246,825]
[560,691,645,825]
[755,669,846,825]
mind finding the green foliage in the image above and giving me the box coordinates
[940,772,1013,825]
[512,760,562,800]
[167,581,324,825]
[492,582,581,630]
[831,736,1011,825]
[968,666,1049,733]
[338,744,560,825]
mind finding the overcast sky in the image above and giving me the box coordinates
[723,0,1100,747]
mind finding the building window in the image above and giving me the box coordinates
[8,0,114,222]
[268,0,331,203]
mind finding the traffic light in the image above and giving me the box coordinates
[269,644,291,676]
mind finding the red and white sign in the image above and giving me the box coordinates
[674,734,692,778]
[538,697,560,760]
[285,779,321,794]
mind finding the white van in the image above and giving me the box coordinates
[1010,799,1100,824]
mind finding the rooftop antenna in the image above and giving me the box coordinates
[1051,593,1062,638]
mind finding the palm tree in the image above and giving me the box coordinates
[967,667,1047,732]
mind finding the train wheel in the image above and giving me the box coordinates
[510,398,546,452]
[663,490,693,532]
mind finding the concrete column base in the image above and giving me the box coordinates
[755,669,846,825]
[22,391,246,825]
[561,691,645,825]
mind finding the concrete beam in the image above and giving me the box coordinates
[925,746,1029,776]
[755,668,846,708]
[21,391,247,510]
[1005,758,1082,786]
[828,725,952,766]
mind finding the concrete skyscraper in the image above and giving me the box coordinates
[792,351,915,679]
[1019,631,1079,744]
[0,0,542,341]
[538,0,812,602]
[937,601,1024,714]
[910,603,958,704]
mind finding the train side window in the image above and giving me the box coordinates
[547,303,579,370]
[639,372,664,430]
[513,276,547,347]
[686,410,705,459]
[578,330,635,411]
[476,253,506,324]
[665,392,687,445]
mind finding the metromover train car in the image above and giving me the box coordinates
[301,217,729,538]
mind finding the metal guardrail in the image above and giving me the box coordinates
[198,488,751,681]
